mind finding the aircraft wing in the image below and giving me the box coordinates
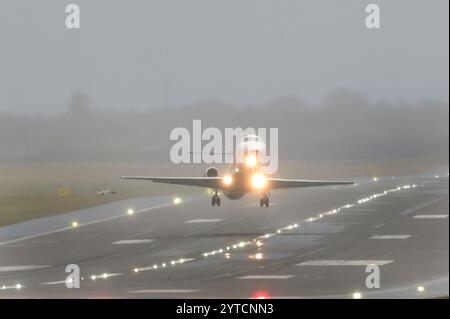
[267,178,356,189]
[121,176,222,189]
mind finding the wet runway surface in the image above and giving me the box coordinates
[0,174,448,298]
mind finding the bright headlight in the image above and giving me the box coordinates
[245,155,258,168]
[251,174,267,189]
[223,175,233,186]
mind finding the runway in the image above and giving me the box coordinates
[0,173,448,298]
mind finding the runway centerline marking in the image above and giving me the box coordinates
[296,260,394,266]
[370,235,411,239]
[238,275,294,279]
[112,239,155,244]
[0,203,172,246]
[413,215,448,219]
[0,265,50,272]
[128,289,200,294]
[185,219,223,224]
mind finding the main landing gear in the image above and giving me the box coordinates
[211,189,221,207]
[259,193,269,207]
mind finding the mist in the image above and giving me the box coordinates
[0,89,447,167]
[0,1,448,170]
[0,0,448,114]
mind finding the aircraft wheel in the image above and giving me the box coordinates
[260,195,269,207]
[212,194,220,207]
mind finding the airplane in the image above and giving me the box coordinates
[121,135,356,207]
[95,187,117,196]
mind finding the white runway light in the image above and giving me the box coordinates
[417,286,425,293]
[173,197,182,205]
[352,292,362,299]
[127,209,134,215]
[72,221,78,228]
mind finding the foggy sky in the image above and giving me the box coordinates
[0,0,448,113]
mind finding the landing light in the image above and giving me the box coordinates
[417,286,425,293]
[251,174,267,189]
[223,175,233,186]
[245,155,258,168]
[127,209,134,215]
[72,221,79,228]
[173,197,182,205]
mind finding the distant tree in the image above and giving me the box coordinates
[68,91,91,114]
[323,88,370,110]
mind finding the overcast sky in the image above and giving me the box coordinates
[0,0,448,113]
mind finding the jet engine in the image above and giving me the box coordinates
[205,167,219,177]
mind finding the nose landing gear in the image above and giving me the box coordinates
[259,193,269,207]
[211,189,221,207]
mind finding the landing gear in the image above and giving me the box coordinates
[259,193,269,207]
[211,190,221,207]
